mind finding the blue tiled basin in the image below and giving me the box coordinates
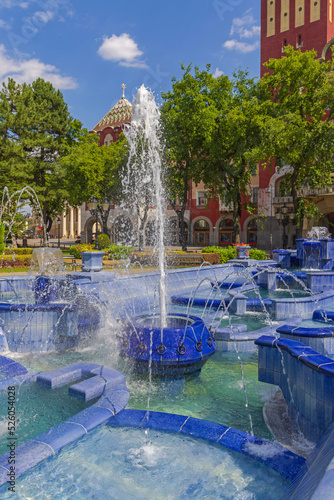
[118,313,216,377]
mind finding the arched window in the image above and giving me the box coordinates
[219,219,234,246]
[194,220,210,246]
[103,133,113,146]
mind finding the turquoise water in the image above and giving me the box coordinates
[217,313,277,332]
[245,289,311,299]
[16,343,274,441]
[170,303,276,333]
[0,382,92,456]
[1,425,290,499]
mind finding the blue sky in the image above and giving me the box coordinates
[0,0,260,130]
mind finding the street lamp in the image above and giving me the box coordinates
[87,196,111,250]
[275,202,295,250]
[57,216,61,248]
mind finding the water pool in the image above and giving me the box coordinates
[245,289,311,299]
[169,304,276,333]
[1,425,290,499]
[0,382,92,456]
[12,339,275,441]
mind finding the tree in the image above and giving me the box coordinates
[258,46,334,237]
[0,77,84,243]
[194,69,263,243]
[161,64,231,249]
[0,79,33,191]
[61,132,128,236]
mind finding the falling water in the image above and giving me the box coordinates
[0,186,47,247]
[123,86,167,329]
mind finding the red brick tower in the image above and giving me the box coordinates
[261,0,334,74]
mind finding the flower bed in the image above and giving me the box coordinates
[0,255,31,267]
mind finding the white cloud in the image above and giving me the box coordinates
[223,9,260,54]
[0,0,32,7]
[0,44,77,89]
[230,10,260,39]
[0,18,10,29]
[213,67,224,78]
[98,33,147,68]
[33,10,55,24]
[223,39,259,53]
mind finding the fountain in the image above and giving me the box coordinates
[119,85,216,377]
[1,112,334,496]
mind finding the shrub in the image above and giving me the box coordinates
[98,233,111,249]
[202,246,237,264]
[129,251,156,266]
[200,253,221,265]
[4,247,33,255]
[69,243,95,259]
[249,248,267,260]
[0,255,31,267]
[106,244,135,260]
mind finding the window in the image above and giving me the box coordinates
[194,219,210,246]
[251,187,259,204]
[219,219,234,246]
[197,191,207,207]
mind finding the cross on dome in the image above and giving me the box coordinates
[121,83,126,98]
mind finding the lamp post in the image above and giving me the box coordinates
[57,216,61,248]
[275,202,295,250]
[267,186,273,256]
[87,196,111,250]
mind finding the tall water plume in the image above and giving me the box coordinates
[123,86,167,329]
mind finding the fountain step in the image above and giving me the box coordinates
[69,370,127,401]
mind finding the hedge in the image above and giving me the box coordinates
[3,247,33,255]
[0,256,31,267]
[129,251,221,267]
[202,246,267,264]
[106,244,135,260]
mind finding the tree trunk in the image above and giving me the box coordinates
[177,209,187,251]
[138,223,145,251]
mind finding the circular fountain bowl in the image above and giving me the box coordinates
[118,313,216,378]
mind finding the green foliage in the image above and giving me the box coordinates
[202,245,237,263]
[69,243,95,259]
[0,225,4,255]
[106,243,135,260]
[62,133,128,208]
[98,234,111,249]
[161,64,232,249]
[249,248,267,260]
[258,46,334,231]
[0,77,85,235]
[4,247,32,255]
[202,245,266,262]
[162,65,263,244]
